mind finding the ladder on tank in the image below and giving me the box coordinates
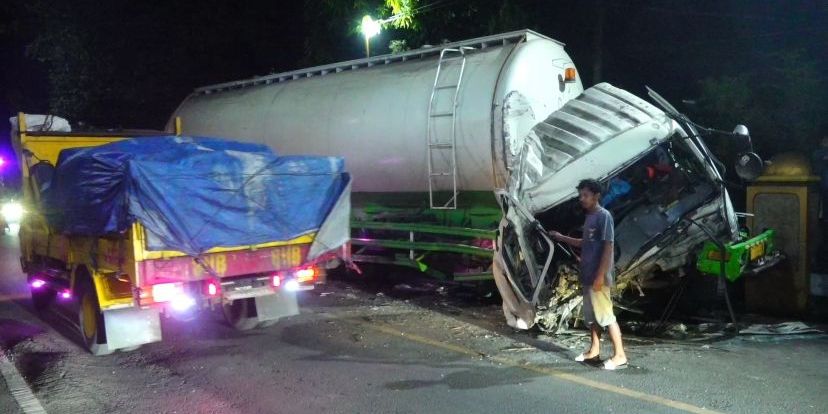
[426,46,474,210]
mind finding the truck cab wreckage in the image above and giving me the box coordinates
[493,83,782,333]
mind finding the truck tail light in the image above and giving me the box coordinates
[271,274,282,287]
[207,282,219,296]
[296,267,316,283]
[284,279,300,292]
[170,295,196,312]
[151,282,184,303]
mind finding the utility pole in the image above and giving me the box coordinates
[592,0,606,84]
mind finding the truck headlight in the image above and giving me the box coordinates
[1,202,24,222]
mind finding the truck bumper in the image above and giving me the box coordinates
[696,229,781,281]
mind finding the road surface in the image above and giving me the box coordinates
[1,232,827,413]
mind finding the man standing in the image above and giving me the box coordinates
[549,179,627,370]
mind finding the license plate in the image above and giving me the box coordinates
[749,243,765,261]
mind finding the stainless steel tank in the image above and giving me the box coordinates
[169,30,584,203]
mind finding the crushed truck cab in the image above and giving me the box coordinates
[493,84,781,332]
[12,113,351,355]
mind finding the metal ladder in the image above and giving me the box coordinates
[426,46,474,210]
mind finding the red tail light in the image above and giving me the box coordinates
[271,274,282,287]
[201,280,220,297]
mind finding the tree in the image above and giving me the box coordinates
[19,0,306,129]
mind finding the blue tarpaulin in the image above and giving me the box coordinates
[42,136,350,256]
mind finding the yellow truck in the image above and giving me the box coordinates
[12,113,351,355]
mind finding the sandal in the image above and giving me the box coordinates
[575,353,600,362]
[602,359,628,370]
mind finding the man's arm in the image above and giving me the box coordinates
[593,241,613,290]
[549,231,582,248]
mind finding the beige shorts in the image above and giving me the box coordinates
[582,286,616,328]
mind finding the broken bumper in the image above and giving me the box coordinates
[696,229,782,281]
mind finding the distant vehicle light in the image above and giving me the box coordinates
[152,282,184,303]
[284,279,300,292]
[170,295,196,312]
[1,202,24,222]
[59,289,72,300]
[296,268,316,283]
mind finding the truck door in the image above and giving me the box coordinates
[496,191,556,305]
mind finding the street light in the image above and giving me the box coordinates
[361,15,381,57]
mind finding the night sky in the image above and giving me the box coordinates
[1,0,826,188]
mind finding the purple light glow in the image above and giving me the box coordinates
[30,279,46,289]
[59,289,72,300]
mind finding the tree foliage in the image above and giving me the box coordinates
[2,0,824,161]
[13,0,306,129]
[385,0,418,29]
[698,51,825,157]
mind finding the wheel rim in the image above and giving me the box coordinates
[81,293,97,340]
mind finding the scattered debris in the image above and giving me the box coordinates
[739,322,823,336]
[534,264,583,334]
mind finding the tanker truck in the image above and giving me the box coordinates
[169,29,781,330]
[168,28,783,332]
[169,29,584,281]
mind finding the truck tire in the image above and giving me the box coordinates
[222,298,259,331]
[77,277,113,356]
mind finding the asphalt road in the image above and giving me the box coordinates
[1,232,827,414]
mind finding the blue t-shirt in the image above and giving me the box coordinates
[579,207,615,286]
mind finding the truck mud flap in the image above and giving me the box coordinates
[254,291,299,322]
[103,307,162,350]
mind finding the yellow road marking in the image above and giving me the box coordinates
[364,322,723,414]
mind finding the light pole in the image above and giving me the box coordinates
[361,15,381,58]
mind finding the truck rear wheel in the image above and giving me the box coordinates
[222,298,259,331]
[77,278,113,356]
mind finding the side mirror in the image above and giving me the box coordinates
[731,124,762,180]
[735,152,764,181]
[732,125,750,137]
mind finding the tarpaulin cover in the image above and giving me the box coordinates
[42,136,350,256]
